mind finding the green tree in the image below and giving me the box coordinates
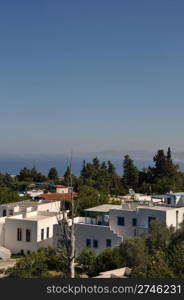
[6,252,49,278]
[6,247,69,278]
[119,237,148,267]
[151,148,179,193]
[168,242,184,277]
[123,155,139,190]
[78,185,108,213]
[77,248,96,276]
[153,150,168,178]
[17,167,46,182]
[48,167,58,181]
[94,248,125,275]
[146,220,171,254]
[131,251,175,278]
[0,187,20,205]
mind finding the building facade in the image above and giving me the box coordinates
[73,200,184,255]
[0,199,61,257]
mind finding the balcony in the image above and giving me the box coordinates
[84,215,109,226]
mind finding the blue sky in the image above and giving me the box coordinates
[0,0,184,155]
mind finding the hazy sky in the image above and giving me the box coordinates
[1,0,184,155]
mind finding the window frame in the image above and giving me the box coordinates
[106,239,112,247]
[93,239,98,249]
[46,227,49,239]
[17,228,22,241]
[86,238,91,248]
[41,228,44,240]
[26,229,31,242]
[117,216,125,226]
[132,218,137,227]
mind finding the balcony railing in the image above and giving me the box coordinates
[84,217,109,226]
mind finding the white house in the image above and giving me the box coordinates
[152,193,184,206]
[0,199,61,218]
[55,185,73,194]
[72,201,184,255]
[4,211,58,255]
[0,199,61,257]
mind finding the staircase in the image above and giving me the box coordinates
[109,225,123,247]
[0,246,11,259]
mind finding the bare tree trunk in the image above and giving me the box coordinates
[70,222,75,278]
[57,153,76,278]
[69,167,75,278]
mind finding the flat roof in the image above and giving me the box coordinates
[153,193,184,198]
[0,199,58,210]
[25,215,54,221]
[84,203,184,214]
[152,195,170,199]
[85,204,122,213]
[0,200,38,209]
[138,205,178,211]
[168,193,184,195]
[10,211,56,222]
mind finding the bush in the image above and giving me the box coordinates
[119,237,148,267]
[94,247,125,275]
[77,248,96,276]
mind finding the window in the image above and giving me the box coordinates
[132,218,137,226]
[117,216,125,226]
[27,250,30,255]
[106,239,111,247]
[9,209,13,216]
[86,239,91,248]
[3,209,6,217]
[46,227,49,239]
[93,240,98,248]
[41,229,44,240]
[26,229,31,242]
[20,249,24,255]
[148,216,156,228]
[17,228,22,241]
[167,198,171,205]
[176,210,179,229]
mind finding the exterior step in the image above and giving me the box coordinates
[0,246,11,259]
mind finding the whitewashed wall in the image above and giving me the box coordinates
[74,223,123,256]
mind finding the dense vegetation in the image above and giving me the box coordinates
[1,147,184,206]
[6,247,68,278]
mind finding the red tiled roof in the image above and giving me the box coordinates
[39,192,78,201]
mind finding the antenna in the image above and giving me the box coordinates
[69,149,73,189]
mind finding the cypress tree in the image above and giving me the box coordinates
[123,155,139,189]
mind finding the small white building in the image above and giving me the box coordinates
[4,211,58,255]
[0,199,61,218]
[26,189,44,199]
[152,193,184,206]
[55,185,73,194]
[0,199,61,257]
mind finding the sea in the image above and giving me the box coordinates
[0,155,184,176]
